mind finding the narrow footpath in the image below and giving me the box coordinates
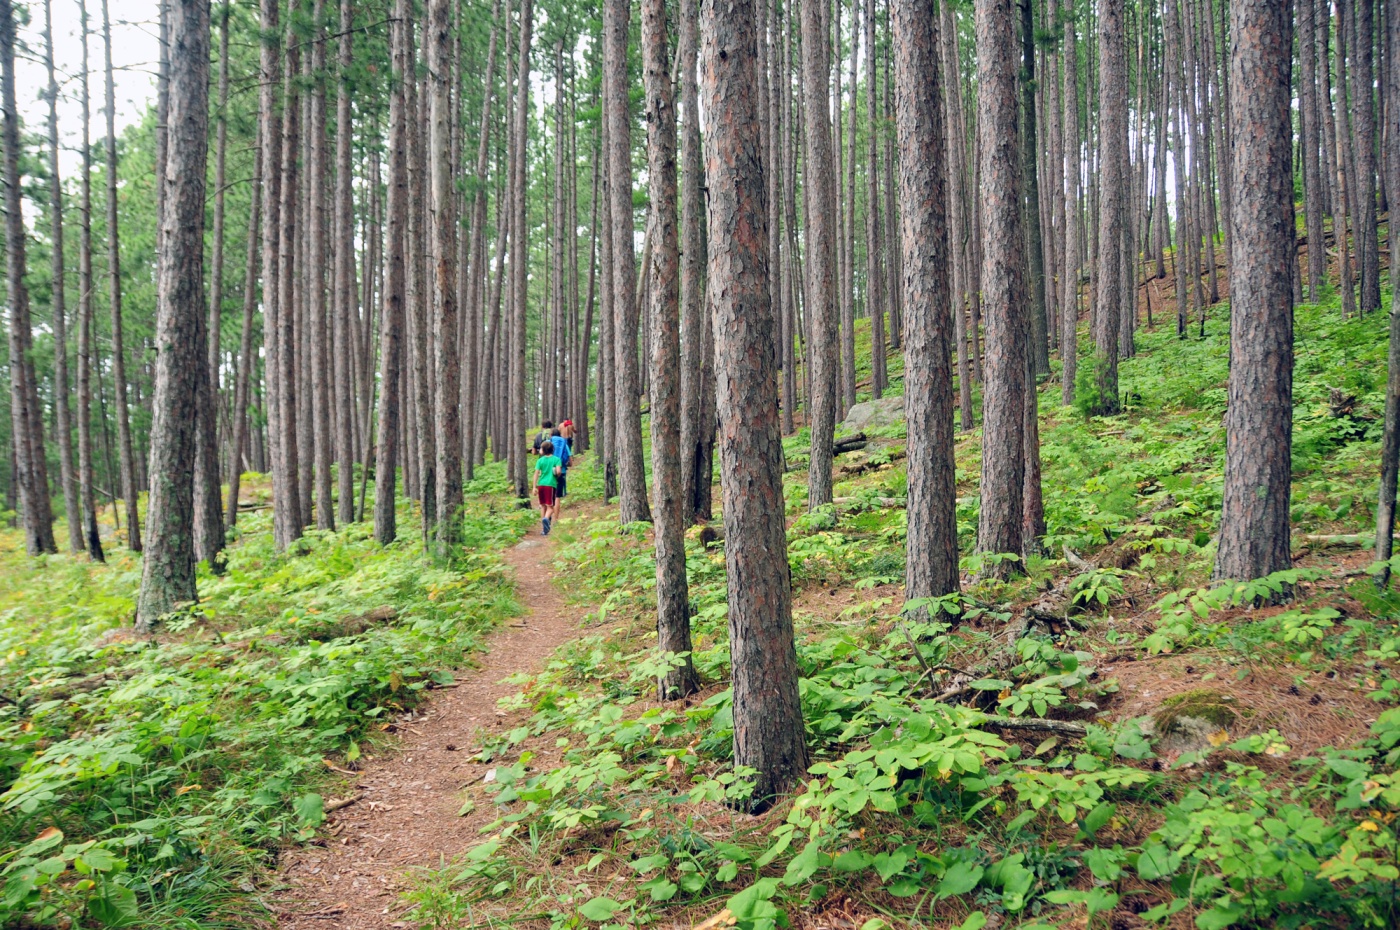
[270,530,577,929]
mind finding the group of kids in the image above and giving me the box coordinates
[532,419,574,536]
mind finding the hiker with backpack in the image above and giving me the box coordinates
[552,422,573,507]
[535,439,562,535]
[532,420,554,456]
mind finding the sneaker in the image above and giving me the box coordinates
[543,519,551,536]
[541,519,548,534]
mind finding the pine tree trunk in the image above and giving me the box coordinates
[429,0,463,552]
[599,92,618,499]
[1093,0,1125,415]
[1347,0,1380,313]
[305,0,333,533]
[375,0,411,545]
[1019,0,1050,377]
[102,0,139,551]
[194,0,232,565]
[605,0,651,521]
[1214,0,1295,589]
[1299,0,1327,300]
[868,0,887,401]
[4,0,56,555]
[840,0,858,416]
[334,0,357,524]
[77,3,103,561]
[227,141,262,528]
[1375,0,1400,586]
[1060,5,1080,406]
[44,0,80,554]
[940,2,968,426]
[974,0,1027,576]
[137,0,210,628]
[699,0,808,806]
[892,0,960,604]
[678,0,709,523]
[274,27,305,547]
[801,0,839,509]
[642,0,699,699]
[510,0,534,499]
[1334,0,1359,317]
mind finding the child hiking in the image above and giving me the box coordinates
[535,439,562,535]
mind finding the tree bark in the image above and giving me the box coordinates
[699,0,808,808]
[334,0,357,524]
[137,0,210,629]
[974,0,1027,575]
[678,0,710,523]
[868,0,888,401]
[375,0,411,545]
[643,0,699,700]
[892,0,960,605]
[1299,0,1326,301]
[801,0,839,509]
[227,141,262,529]
[102,0,139,551]
[194,0,232,565]
[4,0,56,555]
[77,2,103,560]
[1348,0,1380,313]
[1214,0,1295,588]
[1060,4,1080,406]
[428,0,463,553]
[605,0,651,522]
[1019,0,1050,377]
[1093,0,1125,416]
[44,0,80,554]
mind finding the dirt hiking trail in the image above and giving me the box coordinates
[270,529,576,929]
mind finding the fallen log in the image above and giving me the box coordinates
[977,716,1087,738]
[1296,533,1372,551]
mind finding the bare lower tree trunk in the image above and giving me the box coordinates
[307,0,334,533]
[102,0,139,551]
[1019,0,1049,377]
[429,0,462,553]
[1093,0,1125,416]
[375,0,411,545]
[195,0,231,565]
[227,142,262,528]
[892,0,959,605]
[273,25,305,548]
[1214,0,1294,589]
[138,0,210,628]
[1348,0,1380,314]
[868,0,887,401]
[1061,5,1080,405]
[605,0,651,521]
[44,0,80,553]
[678,0,709,522]
[77,3,103,561]
[334,0,357,524]
[1299,0,1326,301]
[4,0,56,555]
[642,0,699,699]
[941,4,969,427]
[700,0,808,807]
[801,0,838,509]
[510,0,534,499]
[974,0,1027,576]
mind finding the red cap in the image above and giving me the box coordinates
[560,419,573,427]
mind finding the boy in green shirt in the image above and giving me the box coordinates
[535,440,562,535]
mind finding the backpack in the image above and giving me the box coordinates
[532,430,547,455]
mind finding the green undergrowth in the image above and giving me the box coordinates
[0,480,528,927]
[406,289,1400,930]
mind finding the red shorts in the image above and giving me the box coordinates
[537,485,556,507]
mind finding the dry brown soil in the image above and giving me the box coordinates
[269,529,577,929]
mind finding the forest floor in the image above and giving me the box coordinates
[270,521,584,929]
